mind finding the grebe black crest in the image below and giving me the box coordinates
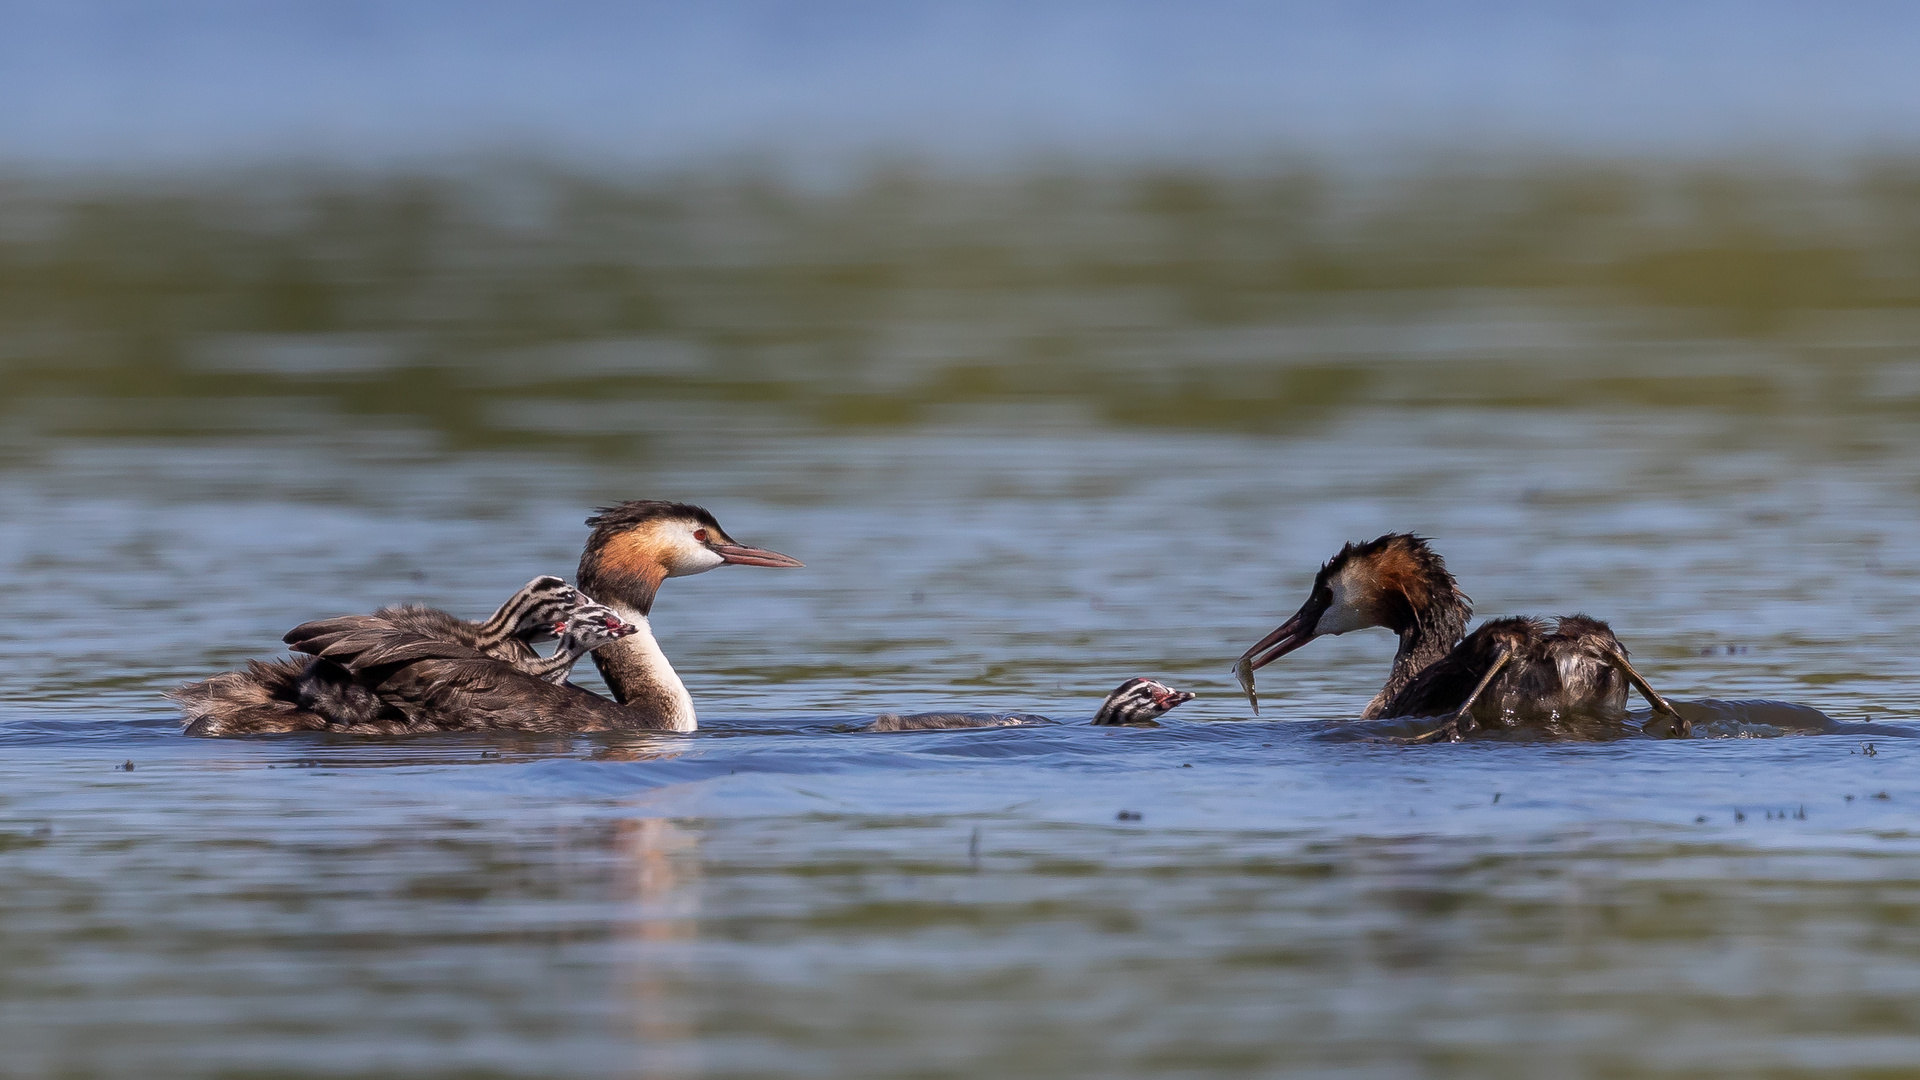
[864,677,1195,732]
[1234,534,1687,740]
[170,502,801,736]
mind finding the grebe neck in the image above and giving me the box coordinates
[588,602,695,732]
[1364,603,1471,721]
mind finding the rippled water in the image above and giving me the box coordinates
[3,167,1920,1077]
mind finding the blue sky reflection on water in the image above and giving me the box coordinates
[6,1,1920,166]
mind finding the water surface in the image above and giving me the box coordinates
[3,167,1919,1077]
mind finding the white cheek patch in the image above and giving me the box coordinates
[1312,569,1372,636]
[659,523,729,578]
[668,545,727,577]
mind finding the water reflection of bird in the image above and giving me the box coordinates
[864,677,1195,731]
[1234,534,1687,740]
[172,502,801,735]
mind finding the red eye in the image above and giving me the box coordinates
[693,529,709,542]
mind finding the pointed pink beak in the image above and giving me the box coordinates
[1238,611,1314,671]
[710,543,804,569]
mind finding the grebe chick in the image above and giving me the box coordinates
[1234,534,1687,739]
[523,603,638,684]
[300,597,636,710]
[1385,614,1683,741]
[865,678,1195,732]
[277,609,665,735]
[374,575,586,659]
[291,575,586,727]
[1090,677,1197,725]
[173,501,801,736]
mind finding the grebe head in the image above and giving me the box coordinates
[578,501,803,615]
[531,602,641,684]
[474,575,587,648]
[507,576,587,642]
[1091,677,1196,725]
[1237,533,1468,672]
[553,602,640,650]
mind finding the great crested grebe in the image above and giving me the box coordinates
[1234,534,1688,740]
[171,501,801,736]
[864,678,1195,731]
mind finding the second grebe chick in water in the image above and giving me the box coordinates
[865,678,1195,732]
[1090,678,1197,725]
[1234,534,1688,740]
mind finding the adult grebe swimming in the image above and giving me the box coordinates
[1234,534,1688,740]
[172,501,801,736]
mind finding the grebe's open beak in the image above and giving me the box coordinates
[1238,610,1314,671]
[710,543,804,569]
[1155,687,1197,711]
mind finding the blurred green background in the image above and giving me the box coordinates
[7,160,1920,455]
[9,2,1920,451]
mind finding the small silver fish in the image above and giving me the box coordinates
[1234,656,1260,715]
